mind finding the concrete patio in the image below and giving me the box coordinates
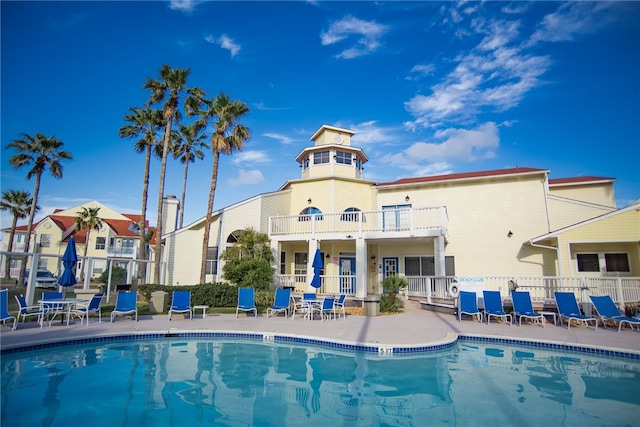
[2,300,640,355]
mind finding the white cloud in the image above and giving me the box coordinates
[231,151,270,165]
[406,64,436,80]
[320,16,389,59]
[227,170,264,187]
[169,0,198,13]
[263,133,296,145]
[205,34,241,57]
[379,122,500,175]
[528,2,616,46]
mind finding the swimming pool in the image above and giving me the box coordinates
[2,337,639,426]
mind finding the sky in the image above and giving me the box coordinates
[1,1,639,234]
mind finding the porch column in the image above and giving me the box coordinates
[434,235,446,276]
[307,239,320,292]
[355,238,368,299]
[270,239,281,288]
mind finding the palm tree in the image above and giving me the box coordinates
[143,63,203,283]
[194,93,250,284]
[172,123,208,229]
[74,206,103,280]
[119,106,165,277]
[0,190,38,281]
[6,133,72,284]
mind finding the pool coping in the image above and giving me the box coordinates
[2,329,639,360]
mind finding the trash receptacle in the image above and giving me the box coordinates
[364,295,380,317]
[150,291,168,314]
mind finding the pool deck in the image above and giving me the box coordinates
[2,300,640,355]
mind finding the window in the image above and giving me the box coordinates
[313,150,330,165]
[354,159,363,171]
[298,207,323,221]
[227,230,243,243]
[335,151,352,165]
[95,237,106,250]
[404,256,455,276]
[280,251,286,274]
[340,207,365,222]
[294,252,308,283]
[577,253,630,273]
[39,234,51,248]
[206,246,218,275]
[122,238,135,248]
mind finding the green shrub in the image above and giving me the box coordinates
[380,294,405,313]
[97,265,127,285]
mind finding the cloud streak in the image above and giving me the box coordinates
[320,16,389,59]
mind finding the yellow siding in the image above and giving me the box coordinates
[288,179,373,216]
[549,183,616,207]
[548,198,614,230]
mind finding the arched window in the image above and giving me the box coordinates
[227,230,243,243]
[341,207,365,222]
[298,207,323,221]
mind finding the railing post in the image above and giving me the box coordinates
[616,277,625,308]
[426,277,432,304]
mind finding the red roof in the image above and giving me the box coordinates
[548,176,615,185]
[376,167,548,187]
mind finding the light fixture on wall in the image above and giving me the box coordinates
[371,255,376,260]
[405,195,410,202]
[507,230,514,238]
[307,198,312,204]
[325,254,330,258]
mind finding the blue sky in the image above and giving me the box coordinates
[2,1,639,233]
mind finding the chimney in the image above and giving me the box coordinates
[162,195,180,234]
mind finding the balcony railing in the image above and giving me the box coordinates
[269,206,448,239]
[107,246,135,256]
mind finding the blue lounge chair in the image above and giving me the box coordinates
[71,293,104,325]
[110,291,138,322]
[554,291,597,330]
[0,289,16,330]
[458,291,482,322]
[483,290,512,325]
[511,291,545,327]
[15,294,48,328]
[236,288,257,318]
[589,295,640,332]
[267,288,291,318]
[168,290,192,321]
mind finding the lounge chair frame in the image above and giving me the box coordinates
[554,291,597,330]
[236,288,257,318]
[1,289,16,330]
[589,295,640,332]
[458,291,482,322]
[168,290,193,321]
[511,291,545,327]
[111,291,138,322]
[267,288,292,318]
[482,290,512,325]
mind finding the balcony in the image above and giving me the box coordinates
[107,246,136,257]
[269,206,448,241]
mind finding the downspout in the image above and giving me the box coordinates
[528,239,563,277]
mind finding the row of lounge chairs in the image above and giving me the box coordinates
[0,287,348,330]
[459,289,640,332]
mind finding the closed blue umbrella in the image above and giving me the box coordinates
[58,236,78,291]
[310,249,323,289]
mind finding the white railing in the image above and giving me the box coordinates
[269,206,447,238]
[405,275,640,307]
[273,274,357,295]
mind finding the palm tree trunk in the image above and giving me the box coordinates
[81,229,91,281]
[19,173,42,286]
[200,150,220,284]
[138,146,151,276]
[153,118,173,284]
[4,216,17,282]
[179,161,189,229]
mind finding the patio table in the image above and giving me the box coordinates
[38,298,88,327]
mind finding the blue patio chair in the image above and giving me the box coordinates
[110,291,138,322]
[168,290,192,321]
[590,295,640,332]
[0,289,16,330]
[458,291,482,322]
[15,294,48,328]
[483,290,512,325]
[42,292,65,325]
[313,296,336,322]
[554,292,597,330]
[267,288,292,318]
[236,288,257,318]
[511,291,545,327]
[334,294,347,319]
[292,292,317,320]
[71,293,104,325]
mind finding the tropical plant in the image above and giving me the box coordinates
[74,206,103,279]
[118,105,165,272]
[143,63,203,283]
[5,133,72,284]
[172,122,208,228]
[382,275,408,305]
[221,228,274,291]
[97,265,127,285]
[0,190,38,279]
[194,92,250,284]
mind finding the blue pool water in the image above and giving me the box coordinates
[2,338,639,427]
